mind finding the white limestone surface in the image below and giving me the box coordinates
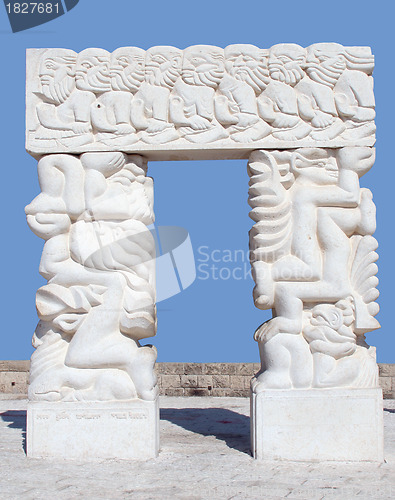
[1,397,395,499]
[248,148,380,393]
[26,44,375,158]
[26,153,158,405]
[27,399,159,460]
[251,388,383,462]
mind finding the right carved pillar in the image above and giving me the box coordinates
[248,147,383,461]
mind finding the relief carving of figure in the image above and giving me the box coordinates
[295,43,346,141]
[216,44,271,143]
[131,46,182,144]
[249,148,379,391]
[305,43,375,141]
[88,47,145,147]
[25,152,158,402]
[75,48,136,147]
[32,49,94,149]
[170,45,228,143]
[258,44,311,141]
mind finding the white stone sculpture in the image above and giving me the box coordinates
[26,152,157,402]
[171,45,228,143]
[26,44,375,157]
[248,147,380,391]
[26,43,381,463]
[248,147,383,461]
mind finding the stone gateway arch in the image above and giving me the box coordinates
[25,43,383,461]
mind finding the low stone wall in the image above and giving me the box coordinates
[0,361,30,398]
[1,361,394,398]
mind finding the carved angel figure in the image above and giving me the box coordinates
[26,152,158,402]
[249,147,379,391]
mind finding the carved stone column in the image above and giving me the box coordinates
[248,147,383,461]
[26,153,159,459]
[25,43,381,461]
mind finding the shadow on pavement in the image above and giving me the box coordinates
[0,410,27,454]
[160,407,251,455]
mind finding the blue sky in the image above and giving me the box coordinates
[0,0,394,362]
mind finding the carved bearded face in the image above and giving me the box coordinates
[225,44,269,94]
[39,49,76,105]
[268,44,305,87]
[291,149,338,185]
[110,47,145,92]
[145,46,182,89]
[75,48,112,93]
[182,45,224,88]
[305,43,346,88]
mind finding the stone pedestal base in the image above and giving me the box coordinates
[27,399,159,460]
[251,388,383,462]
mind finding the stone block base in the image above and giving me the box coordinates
[251,388,383,462]
[27,399,159,460]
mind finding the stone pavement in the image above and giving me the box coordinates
[0,397,394,500]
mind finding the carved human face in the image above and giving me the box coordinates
[182,45,224,88]
[305,43,346,88]
[145,46,182,89]
[225,44,269,94]
[268,44,305,86]
[292,150,338,185]
[39,49,76,105]
[110,47,145,92]
[75,49,112,93]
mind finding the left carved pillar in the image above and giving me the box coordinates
[25,152,159,459]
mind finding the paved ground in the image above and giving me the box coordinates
[0,397,394,499]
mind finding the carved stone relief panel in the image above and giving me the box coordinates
[26,44,375,158]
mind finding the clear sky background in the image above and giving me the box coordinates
[0,0,394,363]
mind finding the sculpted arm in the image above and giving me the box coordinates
[335,73,375,122]
[296,148,374,208]
[72,91,95,124]
[36,103,74,131]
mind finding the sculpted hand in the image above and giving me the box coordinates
[72,122,92,134]
[337,147,375,176]
[188,115,212,131]
[146,119,169,134]
[271,113,299,129]
[236,113,259,129]
[311,111,335,129]
[115,124,135,135]
[352,107,376,123]
[254,317,301,343]
[26,213,71,240]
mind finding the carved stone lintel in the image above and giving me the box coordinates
[26,44,375,158]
